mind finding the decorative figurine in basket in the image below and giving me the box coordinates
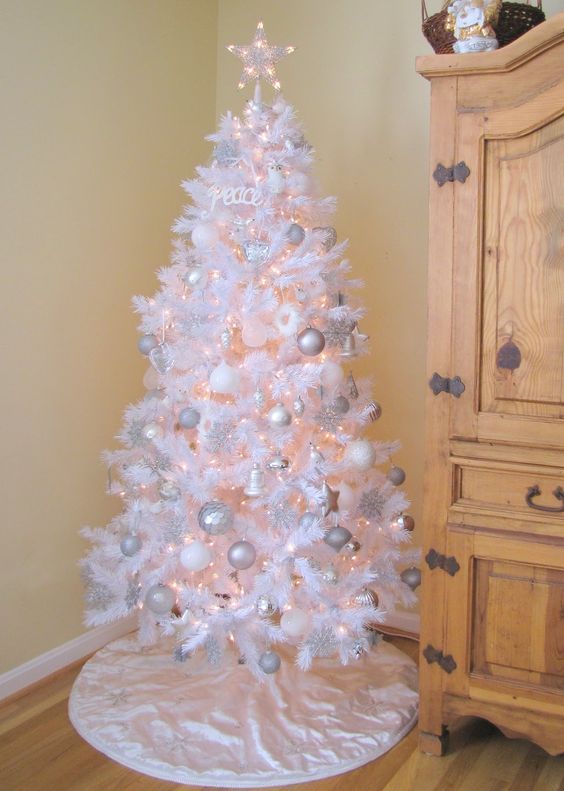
[446,0,503,52]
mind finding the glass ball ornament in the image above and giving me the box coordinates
[242,317,268,347]
[120,533,142,556]
[297,326,326,356]
[198,501,234,535]
[323,525,353,551]
[392,513,416,532]
[345,439,377,472]
[143,422,163,441]
[353,587,379,609]
[320,361,344,389]
[267,403,292,428]
[191,222,219,250]
[287,223,306,245]
[159,480,181,501]
[178,407,201,429]
[209,361,241,394]
[144,584,176,614]
[258,650,281,674]
[179,540,213,572]
[256,594,277,617]
[332,395,350,414]
[387,465,406,486]
[322,565,339,585]
[227,540,257,570]
[280,608,310,637]
[400,566,421,590]
[137,334,158,355]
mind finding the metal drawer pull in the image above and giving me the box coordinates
[525,485,564,513]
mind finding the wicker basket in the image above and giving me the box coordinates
[422,0,545,55]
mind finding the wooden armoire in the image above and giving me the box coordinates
[416,14,564,756]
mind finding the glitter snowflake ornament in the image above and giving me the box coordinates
[227,21,295,91]
[358,488,388,520]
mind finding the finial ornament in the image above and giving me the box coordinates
[227,21,295,91]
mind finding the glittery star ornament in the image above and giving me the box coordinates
[227,21,295,91]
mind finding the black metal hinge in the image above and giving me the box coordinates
[423,644,457,674]
[433,161,470,187]
[429,372,465,398]
[425,548,460,577]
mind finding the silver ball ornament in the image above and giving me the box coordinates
[287,223,306,245]
[400,566,421,590]
[256,594,277,617]
[143,422,163,441]
[198,501,233,535]
[227,540,256,570]
[144,584,176,614]
[392,513,415,532]
[267,403,292,428]
[342,539,361,555]
[332,395,350,414]
[266,453,290,471]
[297,326,326,356]
[353,587,379,608]
[258,650,281,674]
[138,334,158,355]
[324,525,353,551]
[388,466,406,486]
[120,533,142,556]
[178,407,201,429]
[322,565,339,584]
[184,265,207,289]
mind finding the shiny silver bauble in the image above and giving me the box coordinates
[267,403,292,428]
[266,453,291,471]
[198,501,234,535]
[352,587,379,608]
[255,594,277,617]
[392,513,415,532]
[342,539,361,555]
[297,326,326,356]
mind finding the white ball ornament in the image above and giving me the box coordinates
[209,361,241,394]
[267,403,292,428]
[191,222,219,250]
[144,584,176,614]
[138,334,158,355]
[345,439,377,472]
[280,608,310,637]
[180,540,213,572]
[242,317,268,347]
[320,361,345,389]
[143,422,163,441]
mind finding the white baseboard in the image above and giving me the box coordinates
[384,611,420,636]
[0,615,138,702]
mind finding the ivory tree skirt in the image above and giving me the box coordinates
[69,633,418,788]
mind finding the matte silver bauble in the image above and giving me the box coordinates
[258,650,281,674]
[267,403,292,428]
[392,513,415,532]
[178,407,201,429]
[332,395,350,414]
[342,539,361,555]
[299,511,318,531]
[297,326,326,356]
[293,395,305,416]
[353,587,379,608]
[266,453,290,471]
[120,533,142,556]
[287,223,306,245]
[324,525,353,551]
[256,594,277,617]
[227,540,257,570]
[244,463,267,497]
[387,465,406,485]
[400,566,421,590]
[198,501,234,535]
[144,584,176,614]
[138,334,158,355]
[159,480,181,501]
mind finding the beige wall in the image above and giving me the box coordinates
[0,0,218,672]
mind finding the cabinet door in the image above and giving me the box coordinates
[450,83,564,447]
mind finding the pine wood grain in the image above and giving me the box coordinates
[1,638,563,790]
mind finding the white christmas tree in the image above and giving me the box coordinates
[81,22,419,679]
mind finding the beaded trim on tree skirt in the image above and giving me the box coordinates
[69,633,418,788]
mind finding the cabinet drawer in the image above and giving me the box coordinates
[451,459,564,528]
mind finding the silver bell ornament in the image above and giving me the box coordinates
[287,223,306,245]
[392,513,415,532]
[400,566,421,590]
[353,587,379,609]
[198,501,234,535]
[324,525,353,551]
[244,463,267,497]
[331,395,350,414]
[293,395,305,416]
[159,480,181,501]
[258,650,281,674]
[144,584,176,614]
[138,334,158,355]
[387,465,406,485]
[266,453,290,471]
[268,403,292,428]
[178,407,201,429]
[340,333,357,358]
[256,594,277,617]
[227,540,257,570]
[120,533,142,556]
[297,326,326,356]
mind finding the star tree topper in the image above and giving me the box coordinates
[227,21,295,91]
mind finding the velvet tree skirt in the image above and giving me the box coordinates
[69,633,418,787]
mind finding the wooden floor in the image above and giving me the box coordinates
[1,637,563,791]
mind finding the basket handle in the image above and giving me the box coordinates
[422,0,451,23]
